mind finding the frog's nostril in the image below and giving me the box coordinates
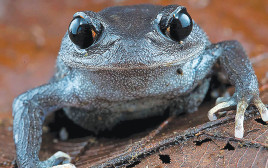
[176,68,183,75]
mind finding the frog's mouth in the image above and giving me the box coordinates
[61,41,206,71]
[61,54,201,71]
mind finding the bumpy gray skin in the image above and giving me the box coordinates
[12,4,267,168]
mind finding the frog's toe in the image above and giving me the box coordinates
[52,163,76,168]
[215,96,231,105]
[253,97,268,121]
[208,98,236,121]
[236,96,268,139]
[234,100,248,138]
[39,151,71,168]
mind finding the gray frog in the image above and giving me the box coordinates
[12,4,268,168]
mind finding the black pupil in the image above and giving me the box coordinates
[68,17,94,49]
[169,9,193,41]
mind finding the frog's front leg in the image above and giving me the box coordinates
[208,40,267,138]
[13,78,82,168]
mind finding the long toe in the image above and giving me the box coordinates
[39,151,71,168]
[52,163,76,168]
[253,98,268,121]
[208,99,236,121]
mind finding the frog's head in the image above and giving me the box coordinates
[59,4,209,70]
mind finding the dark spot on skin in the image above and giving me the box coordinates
[176,68,183,75]
[194,138,212,146]
[159,154,171,164]
[255,118,267,125]
[126,160,141,167]
[222,142,235,150]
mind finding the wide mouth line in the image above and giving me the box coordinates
[65,59,192,71]
[61,43,204,71]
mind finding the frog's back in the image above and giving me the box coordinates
[99,4,162,19]
[97,5,163,38]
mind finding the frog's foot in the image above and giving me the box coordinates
[39,151,71,168]
[208,96,268,138]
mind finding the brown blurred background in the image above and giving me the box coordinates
[0,0,268,129]
[0,0,268,166]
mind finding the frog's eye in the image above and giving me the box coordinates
[161,8,193,42]
[68,16,98,49]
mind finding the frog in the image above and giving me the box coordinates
[12,4,268,168]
